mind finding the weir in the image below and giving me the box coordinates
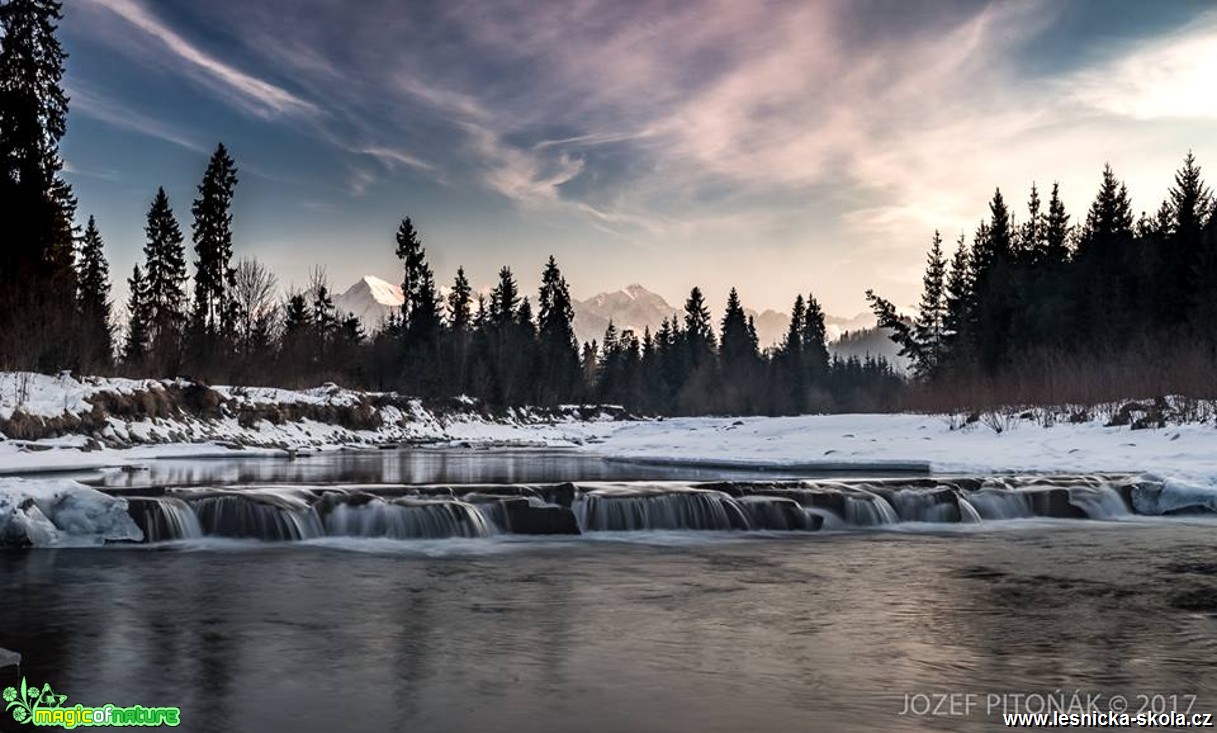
[93,473,1192,546]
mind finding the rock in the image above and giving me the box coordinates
[505,504,581,535]
[1027,488,1087,519]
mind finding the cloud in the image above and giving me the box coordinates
[1068,11,1217,121]
[359,146,434,173]
[79,0,318,120]
[67,0,1217,311]
[68,84,209,153]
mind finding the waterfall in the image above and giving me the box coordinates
[125,497,204,541]
[966,489,1033,520]
[323,498,494,539]
[572,485,751,531]
[888,488,960,523]
[736,496,821,531]
[1066,485,1129,519]
[188,493,325,541]
[844,493,898,526]
[956,496,983,524]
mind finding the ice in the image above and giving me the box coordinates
[0,478,143,547]
[1132,477,1217,515]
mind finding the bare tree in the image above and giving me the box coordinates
[231,258,279,354]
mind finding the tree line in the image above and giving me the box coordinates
[867,155,1217,408]
[0,0,899,415]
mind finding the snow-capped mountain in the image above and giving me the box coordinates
[334,275,888,357]
[572,284,679,345]
[334,275,403,331]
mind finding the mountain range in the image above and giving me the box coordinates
[333,276,894,359]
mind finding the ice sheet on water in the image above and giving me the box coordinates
[1133,477,1217,515]
[0,478,142,547]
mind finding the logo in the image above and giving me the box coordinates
[4,677,180,728]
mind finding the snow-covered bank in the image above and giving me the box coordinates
[591,413,1217,482]
[0,372,617,474]
[2,371,1217,491]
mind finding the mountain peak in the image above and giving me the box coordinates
[334,275,404,331]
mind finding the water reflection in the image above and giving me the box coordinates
[59,448,881,489]
[3,524,1216,732]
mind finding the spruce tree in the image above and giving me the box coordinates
[394,217,442,346]
[447,267,473,333]
[142,187,188,371]
[682,286,715,365]
[1019,184,1042,265]
[190,143,239,337]
[802,294,830,381]
[719,288,755,371]
[122,265,151,367]
[1165,152,1214,325]
[76,215,112,368]
[536,256,580,404]
[1075,165,1137,343]
[911,231,947,378]
[1042,183,1071,266]
[0,0,77,368]
[490,266,520,325]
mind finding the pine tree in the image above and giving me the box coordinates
[802,293,830,380]
[490,266,520,325]
[970,190,1019,369]
[777,294,808,413]
[122,265,151,367]
[1075,164,1137,343]
[911,231,947,377]
[445,267,474,393]
[536,256,580,404]
[719,288,755,370]
[1165,152,1214,325]
[394,217,441,346]
[1019,184,1042,265]
[447,267,473,333]
[142,187,188,371]
[682,286,715,365]
[0,0,78,368]
[1042,183,1071,266]
[76,215,112,368]
[190,143,239,337]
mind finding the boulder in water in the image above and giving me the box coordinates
[505,504,581,535]
[1027,488,1087,519]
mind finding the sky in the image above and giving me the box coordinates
[58,0,1217,317]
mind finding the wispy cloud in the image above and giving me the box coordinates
[64,0,1217,311]
[79,0,318,120]
[68,83,209,153]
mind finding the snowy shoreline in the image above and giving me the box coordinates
[1,371,1216,483]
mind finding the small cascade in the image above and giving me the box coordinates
[323,498,494,539]
[844,493,899,526]
[125,497,204,541]
[888,488,960,523]
[956,496,983,524]
[736,496,822,531]
[84,473,1178,547]
[966,489,1033,520]
[186,492,325,541]
[573,485,751,531]
[1066,485,1129,519]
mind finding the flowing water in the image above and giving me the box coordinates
[3,451,1217,732]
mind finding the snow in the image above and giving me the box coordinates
[333,275,404,332]
[0,477,142,546]
[4,371,1217,514]
[589,413,1217,481]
